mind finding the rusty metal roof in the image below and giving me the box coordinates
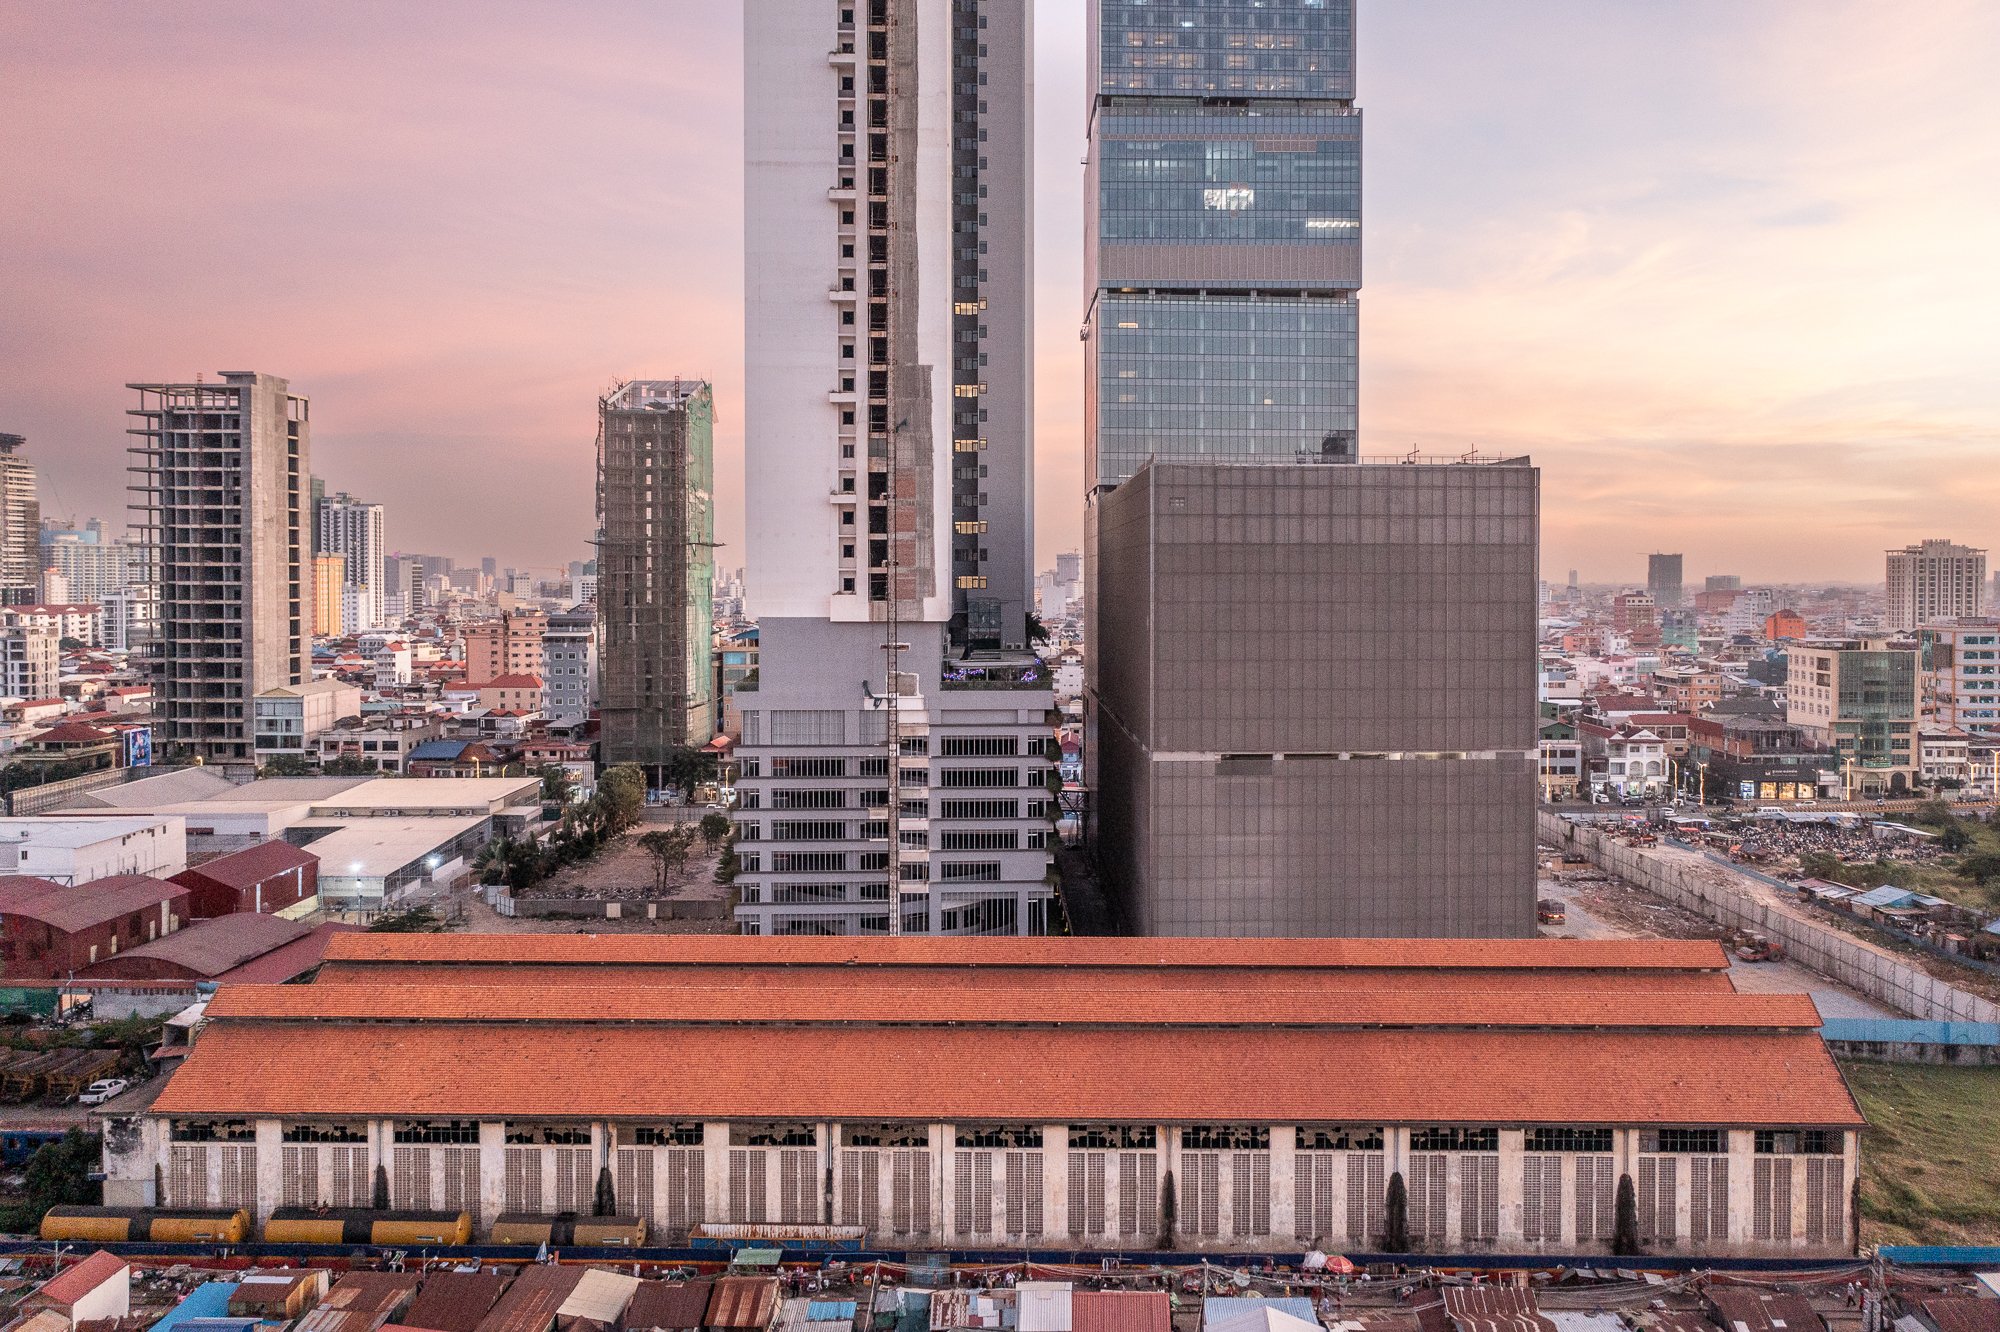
[1914,1301,2000,1332]
[1073,1293,1171,1332]
[1441,1289,1555,1332]
[296,1274,420,1332]
[1708,1291,1824,1332]
[474,1267,584,1332]
[705,1279,780,1332]
[403,1274,514,1332]
[621,1283,712,1332]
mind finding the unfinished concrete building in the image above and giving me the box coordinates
[128,373,310,767]
[0,435,40,605]
[596,380,716,774]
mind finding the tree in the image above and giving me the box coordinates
[1382,1171,1409,1252]
[259,753,316,777]
[1912,799,1958,828]
[595,1165,616,1217]
[323,756,381,777]
[539,765,575,806]
[699,811,733,851]
[599,764,647,831]
[1612,1173,1640,1255]
[1960,853,2000,887]
[1026,611,1051,646]
[368,905,447,933]
[1940,821,1975,853]
[640,825,699,893]
[657,747,714,797]
[1157,1169,1177,1250]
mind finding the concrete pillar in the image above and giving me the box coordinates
[930,1124,948,1245]
[1271,1125,1296,1239]
[1727,1129,1755,1248]
[477,1121,506,1230]
[1498,1130,1526,1248]
[254,1118,283,1224]
[1044,1124,1066,1242]
[704,1121,730,1221]
[369,1119,389,1207]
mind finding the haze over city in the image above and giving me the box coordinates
[5,0,1996,581]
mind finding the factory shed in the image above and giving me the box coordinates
[172,841,318,918]
[78,912,311,981]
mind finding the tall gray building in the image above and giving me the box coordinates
[128,372,310,766]
[1092,460,1542,937]
[596,381,715,769]
[0,435,40,605]
[736,0,1053,936]
[1647,552,1684,609]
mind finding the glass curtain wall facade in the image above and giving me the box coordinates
[1086,0,1362,493]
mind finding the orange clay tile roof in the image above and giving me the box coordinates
[203,982,1822,1031]
[319,934,1731,972]
[149,1022,1864,1126]
[312,961,1737,994]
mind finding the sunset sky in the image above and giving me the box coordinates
[3,1,1996,586]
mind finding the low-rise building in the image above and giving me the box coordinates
[112,935,1864,1259]
[253,678,366,765]
[78,911,312,982]
[0,815,187,883]
[0,873,187,976]
[316,717,443,774]
[2,603,103,649]
[1582,725,1669,801]
[0,626,60,703]
[1785,638,1920,796]
[170,840,320,919]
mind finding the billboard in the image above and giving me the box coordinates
[121,727,152,769]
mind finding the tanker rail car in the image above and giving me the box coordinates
[262,1209,473,1246]
[41,1206,249,1244]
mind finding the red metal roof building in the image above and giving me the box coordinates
[123,936,1864,1261]
[0,875,187,978]
[171,840,319,918]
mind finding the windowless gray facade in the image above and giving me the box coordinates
[1090,461,1541,938]
[1085,0,1362,492]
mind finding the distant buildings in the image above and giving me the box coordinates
[1647,553,1684,608]
[463,608,545,682]
[39,521,146,606]
[1886,539,1986,631]
[317,492,386,631]
[252,677,364,766]
[1785,638,1919,795]
[1092,459,1541,937]
[540,606,598,727]
[1705,574,1742,593]
[0,623,59,703]
[312,553,347,637]
[0,435,40,605]
[596,380,715,768]
[128,373,310,766]
[1919,619,2000,735]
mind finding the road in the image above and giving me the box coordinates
[1536,872,1894,1020]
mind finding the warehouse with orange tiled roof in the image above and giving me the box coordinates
[110,935,1862,1259]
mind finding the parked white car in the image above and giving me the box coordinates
[77,1078,130,1106]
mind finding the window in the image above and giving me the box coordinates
[1180,1126,1268,1150]
[1756,1129,1842,1154]
[938,861,1002,882]
[1411,1127,1500,1152]
[1525,1126,1614,1153]
[395,1119,479,1144]
[941,734,1017,756]
[1296,1126,1383,1151]
[1640,1128,1723,1154]
[1069,1125,1155,1150]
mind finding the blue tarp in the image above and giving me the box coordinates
[1820,1018,2000,1046]
[810,1304,859,1322]
[152,1284,240,1332]
[1880,1245,2000,1266]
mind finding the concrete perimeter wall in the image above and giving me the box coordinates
[1540,812,2000,1024]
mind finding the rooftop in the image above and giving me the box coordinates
[173,839,317,889]
[89,912,310,978]
[0,875,186,933]
[0,815,178,849]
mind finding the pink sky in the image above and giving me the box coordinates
[3,1,1997,585]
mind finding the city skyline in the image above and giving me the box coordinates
[4,1,1998,580]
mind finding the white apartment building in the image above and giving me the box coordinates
[253,677,366,762]
[735,0,1052,935]
[1886,539,1986,632]
[319,493,386,632]
[0,624,59,702]
[1922,618,2000,735]
[3,602,103,648]
[1589,728,1669,801]
[541,609,597,725]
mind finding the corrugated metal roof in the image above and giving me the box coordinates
[91,912,310,977]
[806,1306,858,1324]
[403,1274,514,1332]
[558,1272,642,1327]
[1441,1288,1555,1332]
[1912,1301,2000,1332]
[473,1267,583,1332]
[1016,1288,1069,1332]
[706,1279,780,1332]
[1202,1301,1318,1332]
[1821,1019,2000,1047]
[1708,1289,1824,1332]
[622,1283,712,1332]
[1071,1293,1169,1332]
[297,1275,420,1332]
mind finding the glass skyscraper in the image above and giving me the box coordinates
[1086,0,1362,490]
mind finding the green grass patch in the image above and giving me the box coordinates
[1844,1060,2000,1246]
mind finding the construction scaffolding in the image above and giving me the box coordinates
[595,379,717,783]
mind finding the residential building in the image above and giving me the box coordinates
[1687,715,1831,805]
[252,677,365,764]
[1091,460,1540,937]
[315,717,442,774]
[463,608,545,682]
[372,641,413,688]
[0,435,39,604]
[1785,638,1920,795]
[1537,719,1583,800]
[0,624,59,701]
[128,373,310,765]
[40,525,146,605]
[115,933,1864,1259]
[1583,725,1669,802]
[540,607,597,726]
[312,553,347,638]
[1919,728,1973,790]
[736,0,1052,935]
[1763,607,1809,641]
[1653,668,1725,714]
[3,602,102,648]
[100,584,158,653]
[1886,539,1985,631]
[1647,553,1684,608]
[712,623,758,737]
[317,493,386,631]
[1920,618,2000,734]
[1706,575,1742,593]
[596,380,716,766]
[472,674,542,714]
[0,815,188,884]
[1612,591,1657,637]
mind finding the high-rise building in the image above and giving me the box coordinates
[1919,619,2000,735]
[1085,0,1361,494]
[312,553,347,638]
[596,380,716,764]
[1647,552,1684,608]
[128,372,309,764]
[1091,459,1541,937]
[317,492,385,631]
[0,624,59,702]
[1706,574,1742,593]
[1786,638,1920,795]
[1886,539,1986,631]
[40,524,147,604]
[736,0,1054,936]
[542,606,599,727]
[0,435,40,605]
